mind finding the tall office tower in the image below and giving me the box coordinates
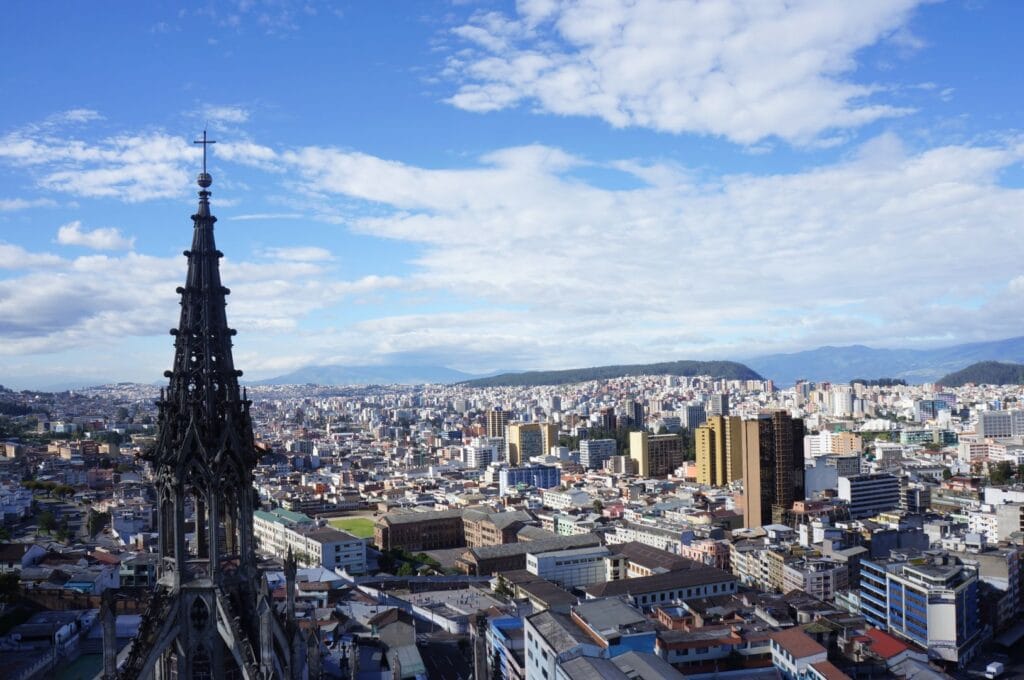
[549,395,562,413]
[485,407,510,438]
[106,152,312,678]
[708,393,730,417]
[695,424,716,485]
[628,431,683,478]
[740,416,774,528]
[771,410,805,523]
[580,438,617,470]
[599,407,617,431]
[695,416,743,486]
[540,423,559,457]
[681,402,706,429]
[464,438,500,469]
[622,400,645,428]
[739,411,807,528]
[507,422,557,466]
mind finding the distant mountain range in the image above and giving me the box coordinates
[747,336,1024,385]
[255,364,482,386]
[458,360,761,388]
[937,361,1024,388]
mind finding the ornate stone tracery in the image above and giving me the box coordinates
[101,144,319,680]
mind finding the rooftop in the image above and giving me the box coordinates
[770,626,827,659]
[612,541,699,571]
[573,598,649,635]
[585,566,736,598]
[527,610,592,654]
[378,508,464,525]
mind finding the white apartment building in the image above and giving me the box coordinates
[838,473,901,519]
[542,488,592,510]
[782,558,849,601]
[253,508,366,574]
[526,546,611,589]
[464,438,501,469]
[967,508,999,543]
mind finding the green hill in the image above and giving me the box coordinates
[459,360,762,388]
[938,361,1024,387]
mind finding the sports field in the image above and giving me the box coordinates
[327,517,375,538]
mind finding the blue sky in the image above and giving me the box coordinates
[1,0,1024,388]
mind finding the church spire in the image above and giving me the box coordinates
[112,136,305,679]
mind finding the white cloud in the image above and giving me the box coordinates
[0,241,402,359]
[445,0,924,144]
[0,197,56,211]
[0,131,197,202]
[241,133,1024,367]
[257,246,334,262]
[56,221,135,251]
[202,105,250,124]
[53,109,104,124]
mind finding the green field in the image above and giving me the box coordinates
[327,517,375,538]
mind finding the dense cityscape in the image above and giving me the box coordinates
[5,2,1024,680]
[2,356,1024,678]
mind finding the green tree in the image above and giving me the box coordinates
[592,499,604,514]
[0,572,20,604]
[87,510,110,537]
[990,461,1014,485]
[942,468,953,480]
[396,562,416,576]
[38,510,56,534]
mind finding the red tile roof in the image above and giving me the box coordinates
[770,627,826,659]
[864,627,909,660]
[811,660,852,680]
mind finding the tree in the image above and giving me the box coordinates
[38,510,56,534]
[990,461,1014,485]
[0,572,19,604]
[396,562,415,576]
[87,510,110,537]
[942,468,953,480]
[592,499,604,514]
[55,518,70,542]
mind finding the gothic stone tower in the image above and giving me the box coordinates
[103,141,315,679]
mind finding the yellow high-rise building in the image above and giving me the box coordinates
[506,422,559,466]
[695,424,716,485]
[629,431,683,478]
[695,416,744,486]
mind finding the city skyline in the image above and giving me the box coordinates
[3,1,1024,389]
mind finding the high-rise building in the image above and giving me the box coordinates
[464,438,501,468]
[506,422,558,466]
[622,400,645,428]
[681,402,706,430]
[740,416,774,529]
[838,473,901,518]
[695,416,743,486]
[740,411,806,527]
[599,408,617,431]
[629,431,683,478]
[485,407,510,439]
[708,393,730,417]
[579,438,616,470]
[859,551,980,665]
[106,154,311,679]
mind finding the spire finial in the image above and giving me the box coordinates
[193,129,216,188]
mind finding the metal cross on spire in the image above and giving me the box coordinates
[193,129,216,174]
